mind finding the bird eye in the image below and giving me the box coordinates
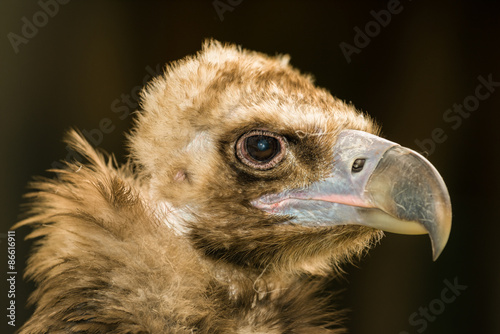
[352,158,366,173]
[236,130,286,170]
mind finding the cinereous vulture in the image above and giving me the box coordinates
[15,40,451,334]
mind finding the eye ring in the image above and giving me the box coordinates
[236,130,286,170]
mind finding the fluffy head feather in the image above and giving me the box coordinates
[129,40,378,205]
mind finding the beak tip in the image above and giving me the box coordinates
[432,246,444,261]
[430,215,452,261]
[431,235,450,261]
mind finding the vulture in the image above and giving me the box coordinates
[16,40,451,334]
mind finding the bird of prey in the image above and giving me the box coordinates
[16,40,451,333]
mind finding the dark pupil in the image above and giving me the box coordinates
[246,135,279,162]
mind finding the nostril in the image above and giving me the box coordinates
[352,158,366,173]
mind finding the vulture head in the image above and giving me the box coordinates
[129,40,450,273]
[17,40,451,333]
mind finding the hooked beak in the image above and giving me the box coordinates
[252,130,452,260]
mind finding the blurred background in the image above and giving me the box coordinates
[1,1,499,333]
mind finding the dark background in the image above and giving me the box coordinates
[1,1,499,333]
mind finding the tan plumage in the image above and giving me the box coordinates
[16,40,450,333]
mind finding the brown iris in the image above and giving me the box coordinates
[236,130,286,170]
[245,135,279,162]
